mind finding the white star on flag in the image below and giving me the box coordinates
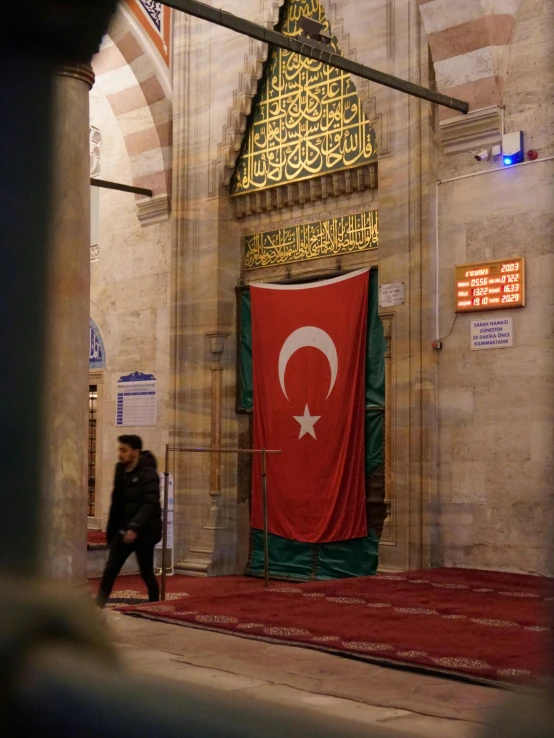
[293,405,321,440]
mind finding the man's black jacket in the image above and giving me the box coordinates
[106,451,162,546]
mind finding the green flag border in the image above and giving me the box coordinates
[236,269,386,580]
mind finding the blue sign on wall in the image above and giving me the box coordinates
[90,319,106,370]
[116,372,157,427]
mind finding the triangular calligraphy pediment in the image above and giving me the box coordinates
[230,0,377,197]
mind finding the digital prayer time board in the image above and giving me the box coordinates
[455,258,525,313]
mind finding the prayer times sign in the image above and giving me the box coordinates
[455,258,525,313]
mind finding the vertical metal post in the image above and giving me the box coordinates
[159,446,279,587]
[262,448,269,588]
[161,443,170,601]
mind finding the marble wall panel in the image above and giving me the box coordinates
[89,85,171,530]
[435,0,554,574]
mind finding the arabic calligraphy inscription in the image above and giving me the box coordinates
[231,0,377,196]
[244,210,378,269]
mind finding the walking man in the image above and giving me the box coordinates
[96,435,162,608]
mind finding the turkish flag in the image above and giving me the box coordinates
[250,269,369,543]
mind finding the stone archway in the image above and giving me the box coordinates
[418,0,522,118]
[92,6,172,223]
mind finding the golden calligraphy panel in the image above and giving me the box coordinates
[244,210,378,269]
[230,0,377,196]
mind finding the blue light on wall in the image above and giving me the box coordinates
[502,131,524,167]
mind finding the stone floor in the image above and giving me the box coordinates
[105,609,510,737]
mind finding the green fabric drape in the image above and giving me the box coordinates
[239,269,386,580]
[238,290,253,412]
[365,410,384,476]
[248,530,315,580]
[365,269,386,478]
[366,269,386,407]
[317,530,379,580]
[247,529,380,581]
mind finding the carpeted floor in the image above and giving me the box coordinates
[87,530,107,550]
[112,568,554,687]
[89,574,267,607]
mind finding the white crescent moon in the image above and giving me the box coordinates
[278,326,338,401]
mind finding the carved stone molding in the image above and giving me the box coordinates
[207,331,230,357]
[439,106,503,156]
[175,557,211,577]
[90,126,102,178]
[234,164,378,219]
[136,194,171,226]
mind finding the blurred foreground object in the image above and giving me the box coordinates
[3,583,411,737]
[481,694,554,738]
[4,0,119,62]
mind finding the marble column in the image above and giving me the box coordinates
[42,64,95,582]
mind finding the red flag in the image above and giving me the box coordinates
[250,269,369,543]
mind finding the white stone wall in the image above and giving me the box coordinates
[436,0,554,575]
[89,86,171,530]
[89,0,553,576]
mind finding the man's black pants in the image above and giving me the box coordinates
[96,535,160,607]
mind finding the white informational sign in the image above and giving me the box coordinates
[471,317,514,351]
[156,473,174,550]
[116,372,157,427]
[379,282,405,308]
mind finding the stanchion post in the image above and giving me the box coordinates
[161,443,170,601]
[161,446,279,588]
[262,448,269,588]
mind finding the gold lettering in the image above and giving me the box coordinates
[231,0,377,196]
[245,210,378,269]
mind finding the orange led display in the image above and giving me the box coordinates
[455,258,525,313]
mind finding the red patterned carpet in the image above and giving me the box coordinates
[87,530,107,550]
[88,573,263,607]
[112,568,554,687]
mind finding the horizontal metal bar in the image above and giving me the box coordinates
[91,178,153,197]
[160,0,469,114]
[169,447,281,454]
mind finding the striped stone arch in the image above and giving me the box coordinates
[92,7,172,225]
[418,0,522,119]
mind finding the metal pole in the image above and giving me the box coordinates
[91,178,153,198]
[163,447,279,586]
[161,443,170,601]
[160,0,469,114]
[168,447,281,455]
[262,449,269,588]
